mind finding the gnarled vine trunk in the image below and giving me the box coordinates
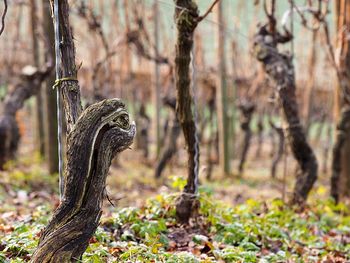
[0,66,51,169]
[32,1,136,261]
[32,100,135,262]
[254,25,318,204]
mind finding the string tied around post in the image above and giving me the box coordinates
[52,77,79,90]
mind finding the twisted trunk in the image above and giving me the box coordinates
[32,100,135,262]
[254,26,318,204]
[32,1,135,261]
[0,67,51,169]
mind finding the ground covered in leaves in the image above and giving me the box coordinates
[1,167,350,263]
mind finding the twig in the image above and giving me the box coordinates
[0,0,8,36]
[197,0,220,22]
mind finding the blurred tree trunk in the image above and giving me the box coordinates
[0,68,51,169]
[254,25,318,204]
[331,0,350,202]
[153,0,161,158]
[303,30,318,134]
[155,97,180,178]
[30,0,45,156]
[238,101,255,175]
[216,0,231,175]
[174,0,200,224]
[42,0,59,174]
[270,119,284,179]
[32,0,135,261]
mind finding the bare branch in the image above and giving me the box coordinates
[197,0,220,22]
[0,0,8,36]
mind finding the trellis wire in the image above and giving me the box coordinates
[53,0,64,200]
[191,44,200,194]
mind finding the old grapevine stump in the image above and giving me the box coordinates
[31,99,135,262]
[0,66,51,169]
[253,25,318,204]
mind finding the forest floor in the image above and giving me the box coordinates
[0,118,350,262]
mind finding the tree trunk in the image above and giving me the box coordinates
[174,0,200,224]
[254,25,318,204]
[153,0,162,158]
[32,1,135,261]
[155,118,181,178]
[30,0,45,156]
[216,0,231,175]
[155,97,180,178]
[255,113,264,158]
[42,0,59,174]
[0,67,51,169]
[330,0,350,202]
[206,97,215,180]
[136,103,150,159]
[238,101,255,175]
[269,120,284,179]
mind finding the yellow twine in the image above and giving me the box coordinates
[52,77,78,90]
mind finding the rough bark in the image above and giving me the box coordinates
[0,66,51,169]
[32,1,136,261]
[238,101,255,175]
[254,25,318,204]
[269,119,284,179]
[56,0,83,133]
[32,100,136,262]
[174,0,200,224]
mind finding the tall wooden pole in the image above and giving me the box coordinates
[217,0,231,175]
[42,0,59,174]
[154,0,161,157]
[30,0,45,156]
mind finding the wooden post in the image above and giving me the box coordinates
[153,0,161,157]
[42,0,59,174]
[30,0,45,156]
[216,0,231,175]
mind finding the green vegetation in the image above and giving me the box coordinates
[1,177,349,262]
